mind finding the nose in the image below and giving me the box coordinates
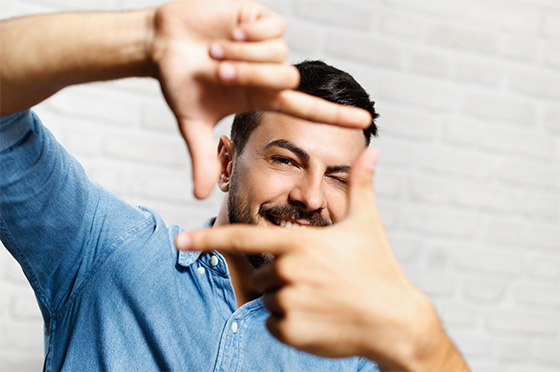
[288,173,327,213]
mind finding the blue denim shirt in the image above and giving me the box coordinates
[0,111,379,372]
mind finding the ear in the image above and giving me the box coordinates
[217,136,235,192]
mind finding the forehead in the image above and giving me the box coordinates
[242,112,366,164]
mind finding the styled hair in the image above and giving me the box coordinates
[230,60,379,155]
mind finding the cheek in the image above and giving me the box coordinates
[325,189,349,223]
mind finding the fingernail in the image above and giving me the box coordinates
[365,147,379,171]
[232,28,247,41]
[176,233,192,250]
[210,44,225,60]
[219,63,237,81]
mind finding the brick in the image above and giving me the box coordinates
[386,235,421,262]
[416,145,491,178]
[443,117,479,146]
[521,193,559,219]
[504,37,539,62]
[541,13,560,38]
[379,13,424,40]
[26,0,116,10]
[544,43,560,69]
[373,169,403,198]
[12,291,42,320]
[0,321,44,350]
[439,303,479,327]
[284,21,321,53]
[61,123,104,157]
[543,106,560,134]
[530,257,560,281]
[466,3,540,33]
[129,169,192,203]
[409,51,450,77]
[446,331,492,358]
[405,206,478,237]
[377,76,456,110]
[486,310,559,336]
[515,283,560,309]
[454,58,503,87]
[377,106,439,139]
[385,0,468,16]
[377,200,400,229]
[424,246,451,269]
[141,97,178,133]
[480,124,554,159]
[104,133,188,167]
[408,175,448,203]
[451,185,518,213]
[454,248,525,275]
[6,257,29,286]
[84,162,126,196]
[463,92,536,126]
[0,352,44,372]
[533,341,560,365]
[464,277,508,302]
[44,83,138,127]
[326,33,402,68]
[427,24,497,54]
[492,339,530,362]
[523,222,560,250]
[481,219,523,246]
[295,1,372,29]
[406,269,456,296]
[499,159,559,189]
[375,138,412,166]
[509,68,560,99]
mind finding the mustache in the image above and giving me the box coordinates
[258,204,331,227]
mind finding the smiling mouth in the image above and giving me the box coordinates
[266,215,310,229]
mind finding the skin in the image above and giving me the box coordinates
[0,0,372,199]
[212,112,366,305]
[0,1,468,369]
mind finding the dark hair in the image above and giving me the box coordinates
[231,60,379,155]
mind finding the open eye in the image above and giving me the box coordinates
[271,156,295,166]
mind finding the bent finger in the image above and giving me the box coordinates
[217,62,299,89]
[234,7,286,41]
[263,90,373,129]
[210,39,288,63]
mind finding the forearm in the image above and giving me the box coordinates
[0,9,156,115]
[361,291,470,372]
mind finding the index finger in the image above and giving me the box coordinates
[175,225,303,255]
[263,90,373,129]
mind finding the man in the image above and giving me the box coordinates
[1,1,376,371]
[1,1,470,371]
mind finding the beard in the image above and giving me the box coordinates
[227,170,331,269]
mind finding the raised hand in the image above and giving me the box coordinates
[150,0,372,199]
[175,147,469,371]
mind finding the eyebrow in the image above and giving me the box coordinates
[261,139,310,162]
[261,139,351,174]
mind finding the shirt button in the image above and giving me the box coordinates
[231,321,238,334]
[210,255,219,267]
[197,266,206,275]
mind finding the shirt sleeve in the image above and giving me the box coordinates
[0,110,152,320]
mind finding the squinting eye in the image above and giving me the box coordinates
[331,176,348,185]
[271,157,294,166]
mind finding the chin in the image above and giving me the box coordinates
[246,253,274,269]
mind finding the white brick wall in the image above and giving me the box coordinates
[1,0,559,371]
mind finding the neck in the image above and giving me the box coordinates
[214,205,261,308]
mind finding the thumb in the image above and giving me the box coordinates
[347,146,379,219]
[178,119,220,200]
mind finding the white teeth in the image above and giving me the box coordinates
[276,219,306,229]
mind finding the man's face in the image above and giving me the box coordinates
[226,113,366,267]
